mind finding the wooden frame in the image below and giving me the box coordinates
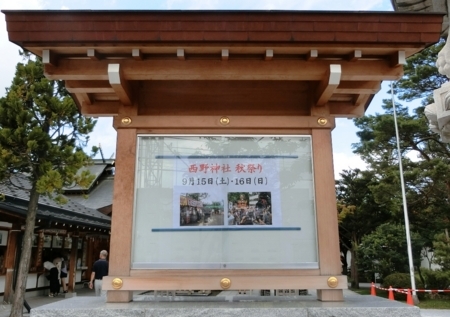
[103,121,344,302]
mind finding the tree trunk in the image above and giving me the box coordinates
[9,185,39,317]
[350,237,359,289]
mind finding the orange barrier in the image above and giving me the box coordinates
[388,286,394,300]
[406,289,414,306]
[371,284,450,306]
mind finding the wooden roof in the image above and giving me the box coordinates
[2,10,444,120]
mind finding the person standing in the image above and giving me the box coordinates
[53,255,69,293]
[44,261,60,297]
[89,250,109,296]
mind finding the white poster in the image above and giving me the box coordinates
[172,157,281,228]
[132,135,318,269]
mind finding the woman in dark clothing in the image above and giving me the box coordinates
[44,261,60,297]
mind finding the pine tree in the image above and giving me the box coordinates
[0,52,96,317]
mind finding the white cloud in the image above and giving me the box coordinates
[86,118,117,160]
[333,152,368,180]
[163,0,391,10]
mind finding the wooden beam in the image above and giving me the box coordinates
[81,100,120,117]
[44,59,403,81]
[353,94,372,111]
[221,49,229,61]
[103,274,347,291]
[328,101,365,118]
[87,49,101,61]
[307,49,318,61]
[66,80,114,94]
[108,64,132,107]
[335,81,380,94]
[315,64,341,106]
[106,128,137,303]
[347,50,362,62]
[42,49,57,66]
[132,49,143,61]
[75,92,94,105]
[112,115,335,129]
[265,49,273,61]
[177,49,185,60]
[312,128,344,301]
[390,50,406,67]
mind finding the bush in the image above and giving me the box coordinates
[420,268,450,290]
[382,273,424,300]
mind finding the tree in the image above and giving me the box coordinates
[350,41,450,290]
[0,52,96,317]
[353,99,450,248]
[336,168,391,288]
[394,40,447,106]
[357,223,423,280]
[433,231,450,271]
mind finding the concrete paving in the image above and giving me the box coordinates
[0,286,449,317]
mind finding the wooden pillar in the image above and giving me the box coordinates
[106,128,137,303]
[312,128,344,301]
[35,231,44,269]
[85,237,93,281]
[3,224,20,303]
[68,236,78,293]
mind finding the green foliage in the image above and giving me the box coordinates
[382,272,423,289]
[382,272,424,300]
[0,53,97,196]
[336,168,391,287]
[357,223,424,279]
[420,268,450,290]
[353,98,450,247]
[394,40,447,105]
[0,52,97,316]
[433,233,450,271]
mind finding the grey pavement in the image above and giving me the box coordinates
[0,286,449,317]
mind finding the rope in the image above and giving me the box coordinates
[373,284,450,294]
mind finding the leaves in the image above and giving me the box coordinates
[0,54,97,192]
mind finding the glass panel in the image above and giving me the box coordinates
[132,135,318,269]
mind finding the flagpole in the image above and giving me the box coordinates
[390,81,418,303]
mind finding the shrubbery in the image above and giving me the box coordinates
[382,273,424,300]
[420,268,450,290]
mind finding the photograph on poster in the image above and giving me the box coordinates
[179,193,224,226]
[228,192,272,226]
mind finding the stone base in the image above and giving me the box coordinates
[30,290,420,317]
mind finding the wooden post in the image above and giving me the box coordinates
[312,128,344,301]
[68,236,78,293]
[106,128,137,303]
[3,224,20,303]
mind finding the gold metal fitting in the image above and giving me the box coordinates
[220,278,231,289]
[219,117,230,126]
[317,118,328,126]
[121,117,132,125]
[112,278,123,290]
[327,276,338,288]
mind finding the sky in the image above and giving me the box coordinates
[0,0,417,179]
